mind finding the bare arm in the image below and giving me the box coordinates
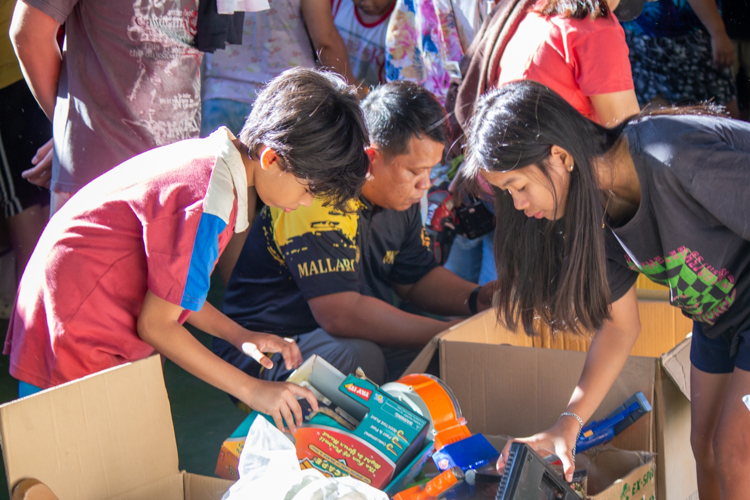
[392,266,494,316]
[302,0,364,96]
[185,300,304,370]
[685,0,734,68]
[498,283,641,481]
[308,291,461,348]
[138,292,317,432]
[562,283,641,425]
[589,90,641,127]
[10,2,62,120]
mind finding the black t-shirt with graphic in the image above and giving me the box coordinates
[606,115,750,346]
[220,196,437,337]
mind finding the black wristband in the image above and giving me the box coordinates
[468,286,482,315]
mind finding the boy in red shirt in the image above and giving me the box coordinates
[4,68,369,433]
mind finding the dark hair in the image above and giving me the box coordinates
[460,80,725,337]
[360,81,449,158]
[535,0,611,19]
[239,67,369,211]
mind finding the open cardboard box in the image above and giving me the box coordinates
[485,436,656,500]
[0,356,234,500]
[407,300,695,500]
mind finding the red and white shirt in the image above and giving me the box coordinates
[4,128,249,389]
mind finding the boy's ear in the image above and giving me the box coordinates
[260,147,279,171]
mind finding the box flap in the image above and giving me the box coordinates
[585,453,655,500]
[109,473,184,500]
[183,472,233,500]
[659,338,691,401]
[0,356,179,499]
[406,300,691,377]
[441,343,656,454]
[403,325,457,375]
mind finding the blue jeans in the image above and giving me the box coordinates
[200,98,255,137]
[444,232,497,285]
[479,232,497,285]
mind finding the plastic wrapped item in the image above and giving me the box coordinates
[221,417,388,500]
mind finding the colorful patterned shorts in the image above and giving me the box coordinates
[624,27,737,106]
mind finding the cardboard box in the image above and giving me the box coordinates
[579,449,656,500]
[407,303,696,500]
[486,436,655,500]
[0,356,234,500]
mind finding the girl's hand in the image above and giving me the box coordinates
[496,416,581,482]
[242,379,319,434]
[237,332,303,370]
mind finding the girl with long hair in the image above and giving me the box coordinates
[461,79,750,499]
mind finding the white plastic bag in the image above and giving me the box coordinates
[222,417,389,500]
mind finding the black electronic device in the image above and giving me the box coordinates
[455,199,494,240]
[495,442,579,500]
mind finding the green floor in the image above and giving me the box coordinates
[0,274,247,500]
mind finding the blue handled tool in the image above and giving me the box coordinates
[576,392,652,453]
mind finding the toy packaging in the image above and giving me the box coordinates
[216,356,432,490]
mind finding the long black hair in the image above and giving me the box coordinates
[459,80,628,336]
[460,80,725,336]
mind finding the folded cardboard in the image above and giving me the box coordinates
[407,302,696,500]
[216,356,432,492]
[0,356,234,500]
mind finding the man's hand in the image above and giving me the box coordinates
[237,332,303,371]
[241,379,319,434]
[22,138,53,188]
[476,280,497,312]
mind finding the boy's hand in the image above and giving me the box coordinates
[239,332,303,370]
[243,380,319,434]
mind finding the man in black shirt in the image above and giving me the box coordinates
[216,82,494,384]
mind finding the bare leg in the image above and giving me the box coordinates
[691,365,731,500]
[7,203,48,284]
[713,367,750,499]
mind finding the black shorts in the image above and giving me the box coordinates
[0,79,51,218]
[690,321,750,374]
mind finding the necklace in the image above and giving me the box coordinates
[601,161,618,229]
